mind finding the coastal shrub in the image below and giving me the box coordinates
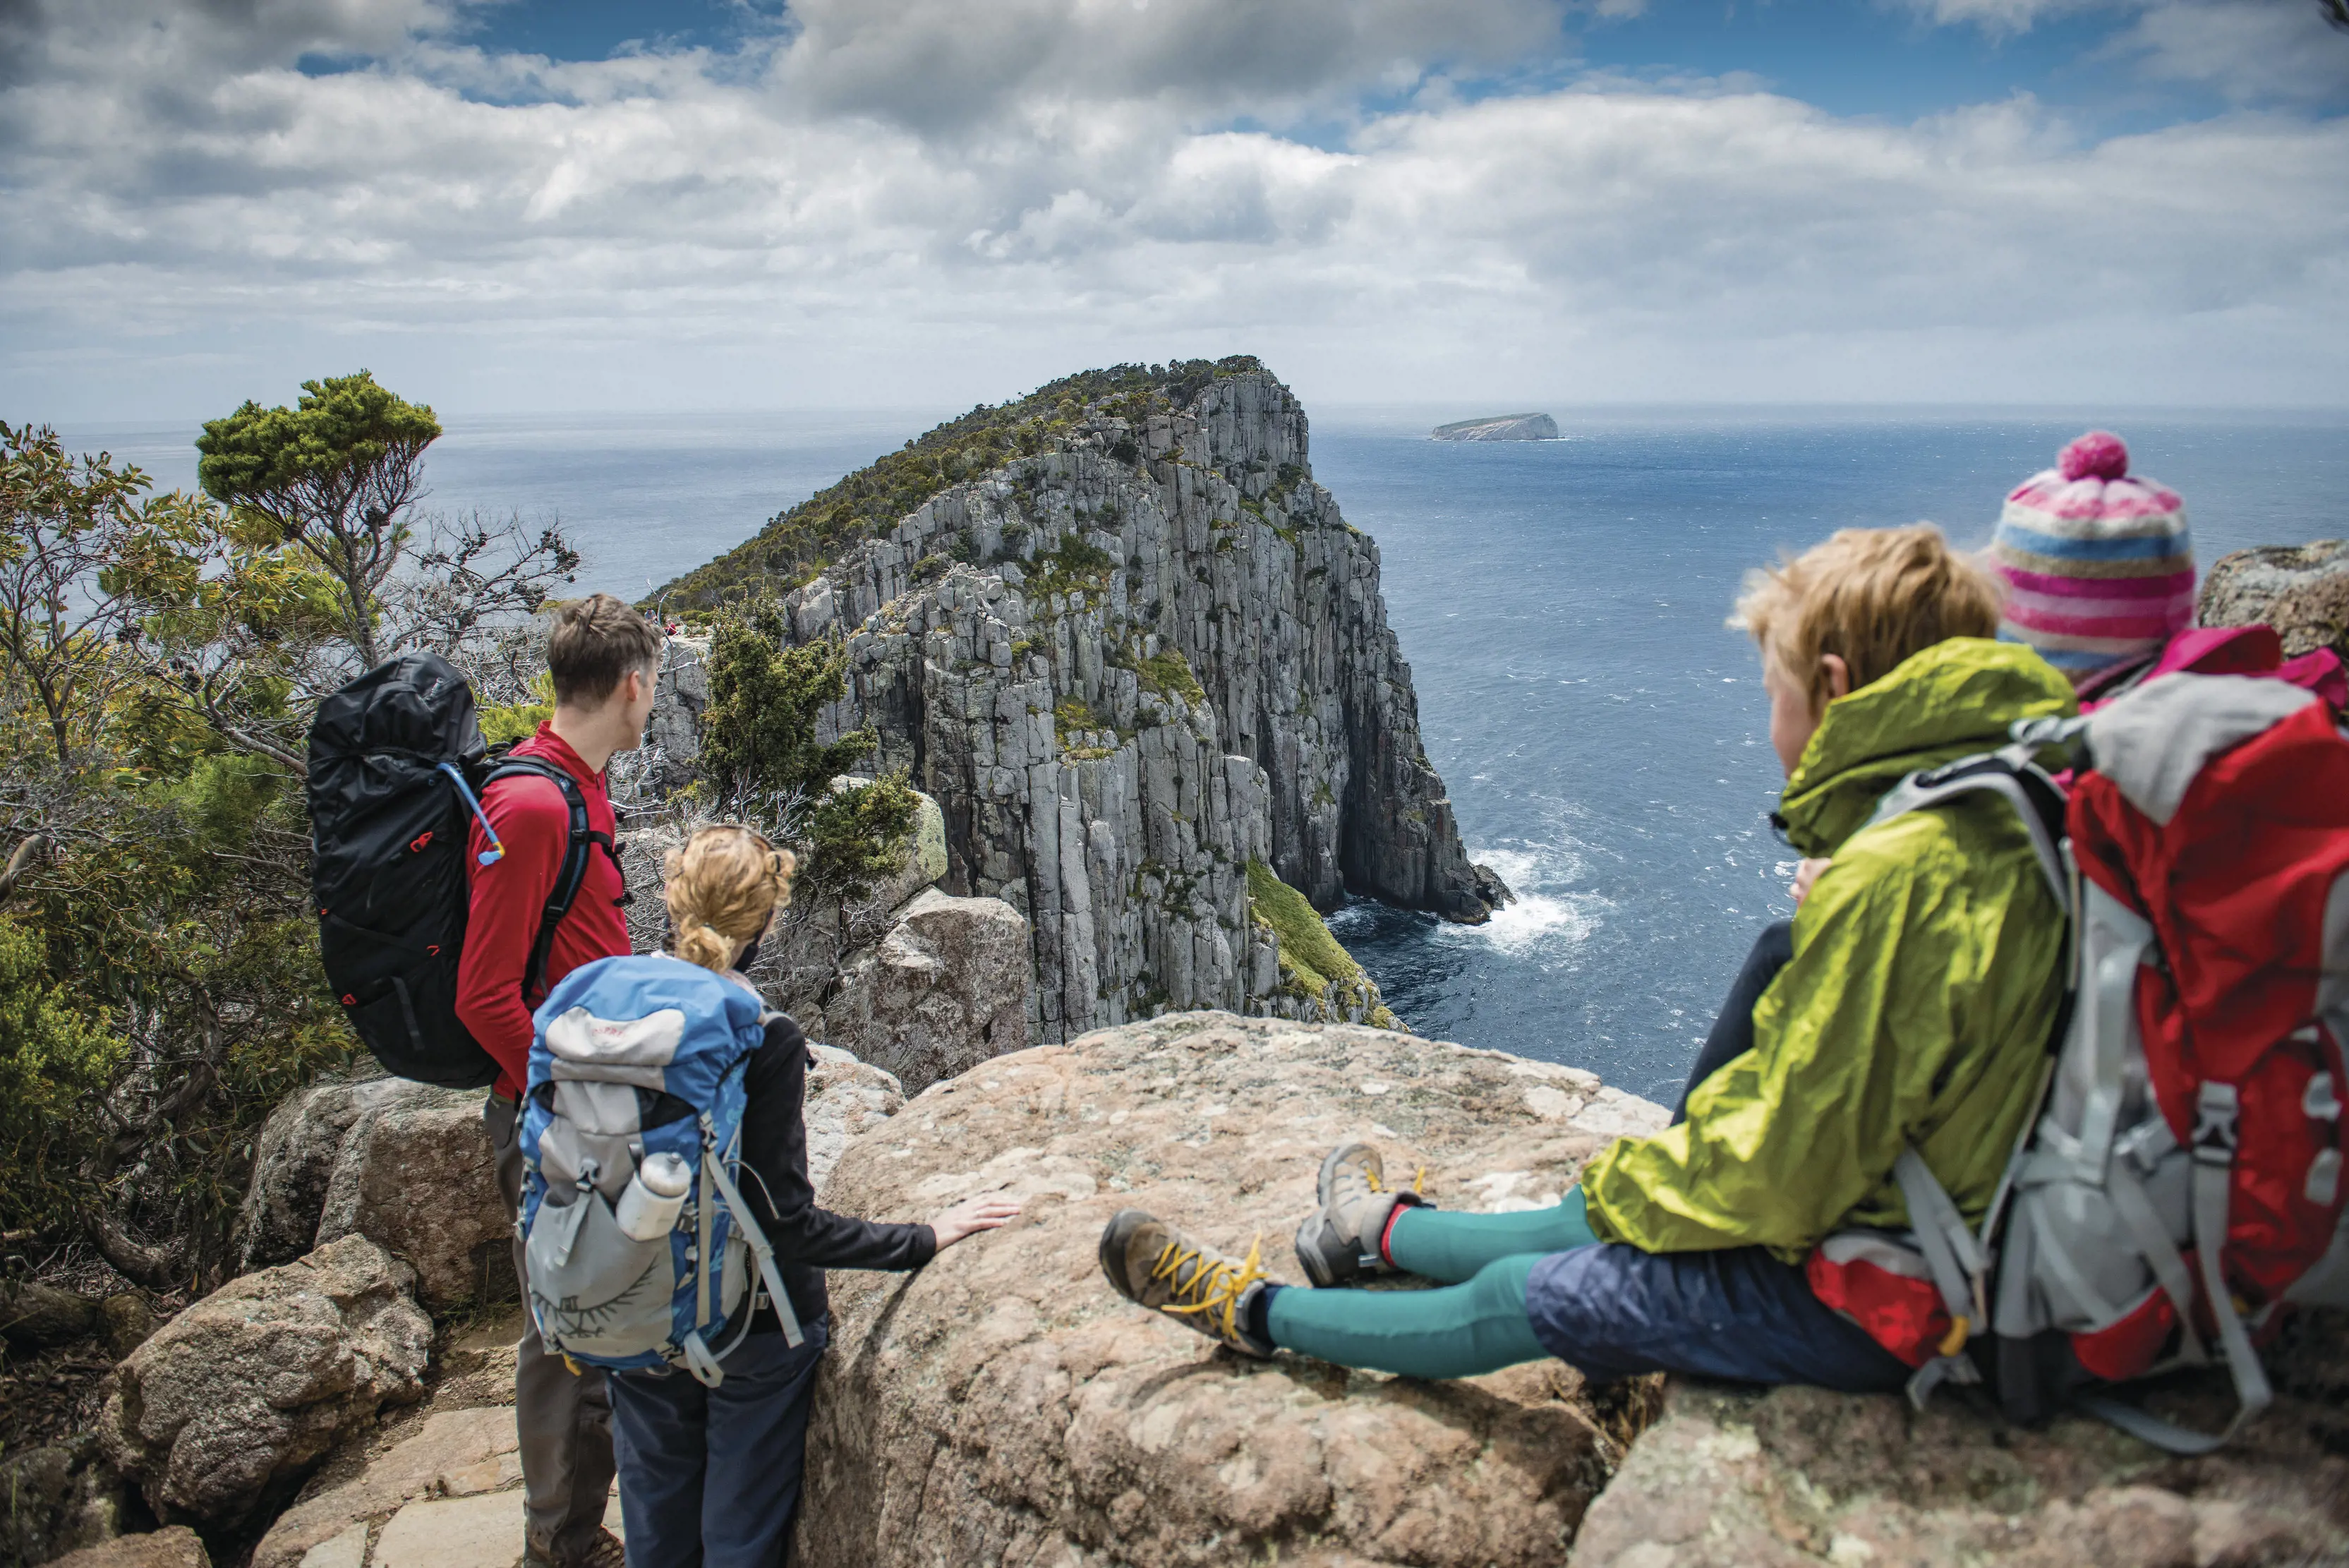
[652,356,1263,610]
[698,601,916,900]
[0,397,572,1289]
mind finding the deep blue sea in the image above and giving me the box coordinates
[71,406,2349,1104]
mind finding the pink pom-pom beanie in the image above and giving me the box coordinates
[1991,430,2194,685]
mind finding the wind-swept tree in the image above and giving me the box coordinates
[195,370,441,669]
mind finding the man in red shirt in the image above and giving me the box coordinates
[459,593,662,1568]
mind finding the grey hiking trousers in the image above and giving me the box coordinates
[487,1092,617,1566]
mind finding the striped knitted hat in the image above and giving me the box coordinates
[1991,430,2194,684]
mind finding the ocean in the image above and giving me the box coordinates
[69,405,2349,1104]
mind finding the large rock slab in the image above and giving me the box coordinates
[313,1083,512,1313]
[250,1407,520,1568]
[1569,1339,2349,1568]
[797,1011,1665,1568]
[819,887,1034,1094]
[99,1236,432,1527]
[49,1528,210,1568]
[2198,539,2349,660]
[804,1045,907,1198]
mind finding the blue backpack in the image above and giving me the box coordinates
[519,954,802,1386]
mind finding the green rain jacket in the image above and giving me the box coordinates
[1582,638,2077,1262]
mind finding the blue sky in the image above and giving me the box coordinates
[5,0,2346,418]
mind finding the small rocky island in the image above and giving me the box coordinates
[1432,412,1558,442]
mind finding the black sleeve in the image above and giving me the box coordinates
[738,1014,936,1272]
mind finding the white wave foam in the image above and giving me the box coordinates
[1461,843,1605,955]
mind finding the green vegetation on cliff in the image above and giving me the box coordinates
[650,356,1264,612]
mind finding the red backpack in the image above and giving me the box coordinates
[1807,630,2349,1451]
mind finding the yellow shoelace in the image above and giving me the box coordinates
[1363,1165,1427,1195]
[1152,1232,1268,1342]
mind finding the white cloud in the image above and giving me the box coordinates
[1,0,2344,418]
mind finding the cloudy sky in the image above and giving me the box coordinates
[5,0,2346,421]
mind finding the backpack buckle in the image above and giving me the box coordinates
[2192,1082,2240,1166]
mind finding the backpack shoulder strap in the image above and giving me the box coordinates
[485,757,607,1004]
[1866,752,2071,913]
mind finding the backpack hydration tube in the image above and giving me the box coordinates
[308,652,615,1087]
[519,955,802,1385]
[1808,660,2349,1453]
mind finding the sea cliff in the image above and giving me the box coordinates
[649,359,1509,1042]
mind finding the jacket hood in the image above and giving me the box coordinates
[1778,638,2076,856]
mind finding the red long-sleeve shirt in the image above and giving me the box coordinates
[455,724,632,1097]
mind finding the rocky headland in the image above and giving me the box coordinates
[647,358,1510,1044]
[1431,413,1559,442]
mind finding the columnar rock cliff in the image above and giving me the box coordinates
[654,360,1506,1042]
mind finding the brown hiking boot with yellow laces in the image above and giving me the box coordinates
[1098,1210,1276,1357]
[1294,1142,1430,1288]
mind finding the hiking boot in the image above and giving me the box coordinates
[1098,1209,1276,1357]
[1293,1142,1429,1288]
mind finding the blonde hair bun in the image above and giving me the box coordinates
[662,825,797,974]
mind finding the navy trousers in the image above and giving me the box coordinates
[609,1317,831,1568]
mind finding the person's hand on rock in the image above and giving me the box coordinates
[929,1193,1023,1248]
[1792,857,1832,906]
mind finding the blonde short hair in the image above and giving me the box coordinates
[1731,524,2004,709]
[663,824,797,973]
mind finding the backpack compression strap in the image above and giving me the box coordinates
[484,759,633,1004]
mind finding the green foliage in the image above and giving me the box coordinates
[652,356,1264,610]
[194,370,442,665]
[480,671,555,747]
[697,599,921,898]
[1034,533,1116,598]
[1245,859,1365,999]
[701,602,876,808]
[1137,648,1205,706]
[0,919,123,1236]
[799,772,919,903]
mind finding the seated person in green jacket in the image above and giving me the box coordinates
[1098,523,2075,1389]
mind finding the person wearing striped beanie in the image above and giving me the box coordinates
[1991,430,2194,687]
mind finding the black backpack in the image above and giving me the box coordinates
[307,653,620,1087]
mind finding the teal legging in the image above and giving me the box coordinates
[1264,1190,1600,1379]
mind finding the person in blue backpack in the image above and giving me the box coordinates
[602,824,1020,1567]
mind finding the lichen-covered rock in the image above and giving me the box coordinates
[820,887,1033,1094]
[99,1236,432,1526]
[50,1528,210,1568]
[1569,1336,2349,1568]
[797,1011,1665,1568]
[313,1084,512,1312]
[650,366,1502,1044]
[0,1434,132,1564]
[804,1047,907,1198]
[2198,539,2349,661]
[237,1075,396,1273]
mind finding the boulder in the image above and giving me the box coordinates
[50,1528,210,1568]
[1569,1332,2349,1567]
[238,1075,396,1273]
[2198,539,2349,660]
[99,1292,157,1361]
[313,1083,512,1313]
[0,1280,99,1349]
[100,1236,432,1527]
[818,888,1033,1094]
[0,1434,133,1564]
[804,1046,906,1198]
[797,1011,1667,1568]
[249,1406,520,1568]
